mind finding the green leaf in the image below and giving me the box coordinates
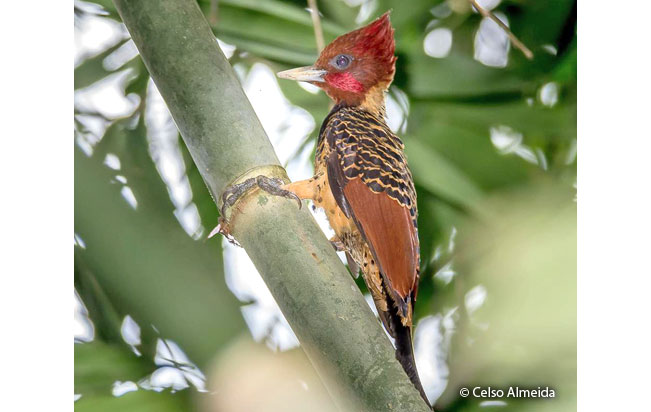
[75,128,244,368]
[75,391,189,412]
[405,139,484,212]
[202,0,346,65]
[439,185,576,410]
[381,0,576,98]
[75,342,151,396]
[82,0,120,19]
[75,342,191,412]
[406,96,575,195]
[75,40,128,90]
[215,0,346,35]
[217,32,317,65]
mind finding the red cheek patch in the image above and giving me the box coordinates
[326,72,364,93]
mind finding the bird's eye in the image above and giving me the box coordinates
[332,54,352,70]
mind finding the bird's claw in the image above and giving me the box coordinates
[254,176,302,210]
[213,175,301,246]
[329,236,345,252]
[220,175,302,219]
[214,175,300,246]
[208,217,240,246]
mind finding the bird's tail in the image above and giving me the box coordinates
[381,297,431,409]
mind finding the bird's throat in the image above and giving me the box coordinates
[325,81,389,117]
[358,84,388,118]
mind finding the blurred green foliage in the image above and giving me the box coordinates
[75,342,191,412]
[74,0,576,410]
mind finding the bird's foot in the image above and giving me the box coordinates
[329,236,345,252]
[211,175,302,243]
[220,175,302,218]
[329,236,360,279]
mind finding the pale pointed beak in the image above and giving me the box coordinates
[277,66,327,83]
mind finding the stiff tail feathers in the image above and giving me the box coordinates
[383,294,431,409]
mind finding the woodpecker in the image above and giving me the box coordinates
[220,12,427,406]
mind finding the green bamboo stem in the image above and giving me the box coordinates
[112,0,430,410]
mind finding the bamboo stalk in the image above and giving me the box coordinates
[112,0,431,410]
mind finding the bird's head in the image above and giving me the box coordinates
[277,12,396,108]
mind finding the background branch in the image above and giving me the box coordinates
[308,0,325,52]
[469,0,534,59]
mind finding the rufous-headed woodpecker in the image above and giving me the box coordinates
[221,12,427,406]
